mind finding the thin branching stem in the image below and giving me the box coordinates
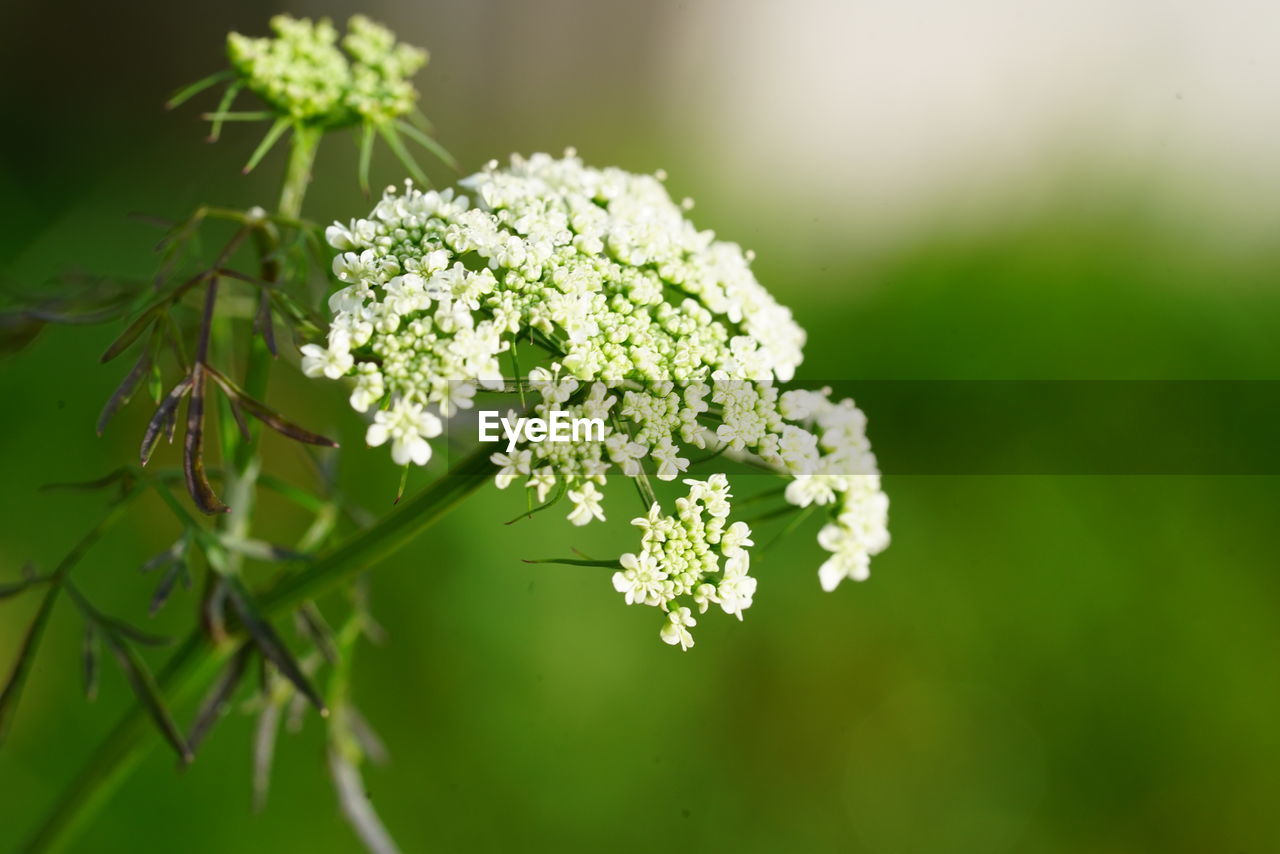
[0,485,144,742]
[21,446,494,854]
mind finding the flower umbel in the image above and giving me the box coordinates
[306,151,890,648]
[612,475,760,647]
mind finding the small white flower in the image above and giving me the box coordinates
[611,552,668,606]
[300,344,354,380]
[525,467,556,503]
[784,474,838,508]
[720,521,754,555]
[491,448,532,489]
[717,572,757,620]
[660,607,697,651]
[348,364,384,413]
[692,582,717,614]
[818,548,870,592]
[650,437,689,482]
[365,398,443,466]
[566,481,606,526]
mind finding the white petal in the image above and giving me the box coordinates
[366,422,389,448]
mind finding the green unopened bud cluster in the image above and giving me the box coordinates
[227,14,426,125]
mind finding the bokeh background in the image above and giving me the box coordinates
[3,1,1280,852]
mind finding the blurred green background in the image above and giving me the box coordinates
[2,1,1279,852]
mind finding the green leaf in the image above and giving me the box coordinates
[201,110,275,122]
[0,585,60,742]
[18,449,496,853]
[204,366,337,448]
[394,463,411,505]
[40,468,135,494]
[267,289,324,337]
[148,558,190,616]
[505,477,567,525]
[408,106,436,135]
[100,625,193,763]
[395,119,458,171]
[141,537,185,577]
[148,361,164,405]
[97,348,153,435]
[165,70,233,110]
[521,557,623,568]
[206,80,243,142]
[376,122,428,186]
[96,615,173,648]
[243,118,291,174]
[99,304,161,363]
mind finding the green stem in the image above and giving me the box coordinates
[22,447,494,854]
[277,124,319,222]
[221,124,320,557]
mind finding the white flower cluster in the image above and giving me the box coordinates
[778,388,892,591]
[227,15,426,125]
[308,151,890,646]
[310,151,805,461]
[612,475,757,649]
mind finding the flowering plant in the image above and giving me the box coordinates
[0,15,887,853]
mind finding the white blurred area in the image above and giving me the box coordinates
[369,0,1280,245]
[655,0,1280,242]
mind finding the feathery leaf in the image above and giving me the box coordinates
[141,377,193,465]
[97,348,153,435]
[100,625,193,763]
[225,576,327,715]
[100,305,161,363]
[183,368,229,514]
[186,643,251,755]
